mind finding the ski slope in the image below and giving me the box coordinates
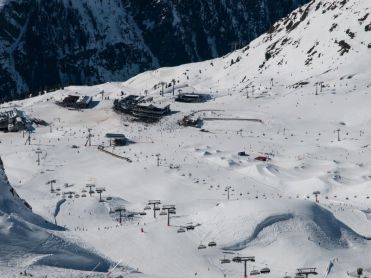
[0,0,371,277]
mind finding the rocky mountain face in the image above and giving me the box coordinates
[0,0,308,99]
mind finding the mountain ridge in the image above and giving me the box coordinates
[0,0,309,99]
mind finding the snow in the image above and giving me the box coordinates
[0,0,371,277]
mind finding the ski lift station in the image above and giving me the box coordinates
[0,108,30,132]
[113,96,171,122]
[175,93,211,103]
[56,94,92,109]
[105,133,128,146]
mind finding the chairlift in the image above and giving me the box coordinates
[260,267,271,274]
[208,241,217,247]
[220,258,231,264]
[177,227,186,233]
[232,257,241,263]
[198,244,207,250]
[250,270,260,276]
[144,205,151,210]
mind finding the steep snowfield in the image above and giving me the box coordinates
[0,0,371,277]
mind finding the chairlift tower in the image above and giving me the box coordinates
[172,79,176,96]
[111,207,126,224]
[156,154,161,166]
[225,186,233,200]
[232,256,255,278]
[335,129,341,141]
[160,82,166,96]
[148,200,161,218]
[86,184,96,196]
[85,128,93,146]
[296,268,318,278]
[96,187,106,202]
[162,205,176,226]
[313,191,320,203]
[35,148,42,166]
[46,179,56,193]
[25,130,32,145]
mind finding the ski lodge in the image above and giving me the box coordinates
[56,95,92,109]
[175,93,211,103]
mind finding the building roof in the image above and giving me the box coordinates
[105,133,127,139]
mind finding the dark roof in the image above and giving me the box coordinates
[105,133,126,139]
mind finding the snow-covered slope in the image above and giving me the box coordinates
[126,0,371,97]
[0,0,371,277]
[0,158,113,275]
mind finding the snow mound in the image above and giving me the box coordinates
[193,200,369,252]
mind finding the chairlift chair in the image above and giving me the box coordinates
[250,270,260,276]
[208,241,217,247]
[139,212,147,216]
[81,194,87,197]
[144,205,151,210]
[177,227,186,233]
[159,211,167,216]
[232,257,242,263]
[169,209,176,214]
[260,267,271,274]
[74,194,80,198]
[220,258,231,264]
[198,244,207,250]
